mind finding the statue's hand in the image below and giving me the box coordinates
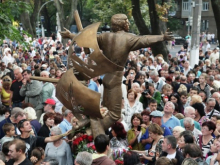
[163,29,174,41]
[60,27,72,39]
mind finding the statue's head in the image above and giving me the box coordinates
[111,14,129,32]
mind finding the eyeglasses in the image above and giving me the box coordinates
[1,65,6,67]
[3,78,11,82]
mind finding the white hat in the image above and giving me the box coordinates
[42,64,47,68]
[4,48,11,55]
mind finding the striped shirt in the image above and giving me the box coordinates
[206,109,220,119]
[196,136,214,159]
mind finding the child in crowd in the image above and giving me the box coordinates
[0,123,15,149]
[161,84,173,103]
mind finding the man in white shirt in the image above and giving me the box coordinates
[205,41,211,52]
[2,48,14,66]
[183,117,202,140]
[207,33,212,43]
[209,48,219,64]
[160,135,184,164]
[211,33,215,44]
[30,47,36,58]
[183,61,191,76]
[148,70,166,92]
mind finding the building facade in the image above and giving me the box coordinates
[174,0,216,38]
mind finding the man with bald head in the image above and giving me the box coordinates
[10,67,24,108]
[180,106,201,130]
[213,92,220,105]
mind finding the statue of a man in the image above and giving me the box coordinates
[60,14,173,137]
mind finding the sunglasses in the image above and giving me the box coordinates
[3,79,11,82]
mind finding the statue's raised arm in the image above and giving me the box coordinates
[60,27,76,39]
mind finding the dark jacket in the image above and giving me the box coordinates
[38,124,50,137]
[160,150,184,165]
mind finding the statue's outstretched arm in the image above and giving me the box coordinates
[60,27,76,39]
[130,30,174,51]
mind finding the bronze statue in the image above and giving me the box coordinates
[31,12,173,138]
[57,13,173,138]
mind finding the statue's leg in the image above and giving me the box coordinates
[90,71,123,138]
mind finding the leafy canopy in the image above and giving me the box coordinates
[0,0,31,45]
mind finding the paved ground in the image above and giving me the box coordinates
[168,44,218,57]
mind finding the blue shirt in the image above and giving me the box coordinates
[162,115,181,132]
[59,119,72,134]
[140,124,172,150]
[88,80,98,92]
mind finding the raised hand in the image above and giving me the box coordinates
[163,28,174,41]
[60,27,72,39]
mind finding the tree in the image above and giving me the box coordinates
[211,0,220,52]
[132,0,170,61]
[53,0,77,31]
[0,0,30,45]
[20,0,42,37]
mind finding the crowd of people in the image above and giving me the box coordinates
[0,30,219,165]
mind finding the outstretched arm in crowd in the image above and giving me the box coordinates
[44,130,72,143]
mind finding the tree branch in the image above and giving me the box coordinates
[131,0,151,35]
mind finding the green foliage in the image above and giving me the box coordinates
[83,0,150,33]
[0,1,31,46]
[167,16,182,32]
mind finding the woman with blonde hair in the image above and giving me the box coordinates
[23,107,41,133]
[20,63,27,71]
[1,76,12,108]
[190,94,203,105]
[173,126,185,140]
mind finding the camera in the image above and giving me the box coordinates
[142,82,149,96]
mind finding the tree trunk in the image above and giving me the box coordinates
[54,0,78,44]
[148,0,169,61]
[42,6,52,36]
[211,0,220,62]
[53,0,65,31]
[30,0,42,37]
[64,0,78,28]
[131,0,151,35]
[20,0,34,36]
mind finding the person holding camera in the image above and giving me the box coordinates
[139,83,162,110]
[127,113,146,150]
[124,67,139,91]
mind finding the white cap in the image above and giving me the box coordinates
[42,64,47,68]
